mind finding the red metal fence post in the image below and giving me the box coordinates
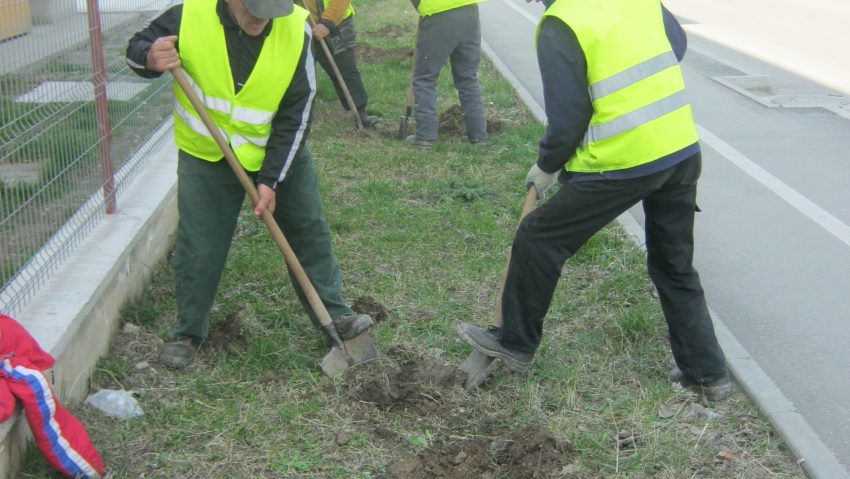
[86,0,116,214]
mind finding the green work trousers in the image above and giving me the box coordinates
[171,146,353,342]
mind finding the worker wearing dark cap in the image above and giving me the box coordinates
[126,0,373,369]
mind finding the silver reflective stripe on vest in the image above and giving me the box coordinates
[231,133,269,149]
[182,70,231,114]
[589,51,678,100]
[588,89,688,142]
[175,100,228,139]
[231,106,275,125]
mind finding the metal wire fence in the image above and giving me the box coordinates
[0,0,173,316]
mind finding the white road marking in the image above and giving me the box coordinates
[697,126,850,248]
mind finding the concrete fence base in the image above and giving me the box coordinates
[0,137,177,479]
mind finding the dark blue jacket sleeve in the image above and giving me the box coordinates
[535,17,591,173]
[535,2,689,172]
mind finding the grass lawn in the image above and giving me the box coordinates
[18,0,804,477]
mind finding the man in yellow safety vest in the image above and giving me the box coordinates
[457,0,733,402]
[126,0,373,369]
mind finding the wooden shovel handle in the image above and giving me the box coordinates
[302,11,365,131]
[171,66,335,329]
[493,186,538,328]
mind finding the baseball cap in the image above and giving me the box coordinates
[242,0,294,19]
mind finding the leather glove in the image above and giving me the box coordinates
[525,164,558,199]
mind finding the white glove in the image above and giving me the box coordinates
[525,164,558,199]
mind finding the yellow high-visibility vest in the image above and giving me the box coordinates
[540,0,699,174]
[417,0,483,17]
[174,0,308,171]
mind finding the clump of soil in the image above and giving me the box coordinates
[344,345,461,413]
[352,295,390,323]
[357,43,413,64]
[370,23,413,39]
[438,104,506,136]
[336,346,574,478]
[381,424,572,479]
[207,308,250,355]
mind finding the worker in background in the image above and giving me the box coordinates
[457,0,733,402]
[300,0,379,128]
[405,0,488,147]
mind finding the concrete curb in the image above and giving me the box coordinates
[482,40,849,479]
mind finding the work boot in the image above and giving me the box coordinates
[160,337,200,369]
[358,113,380,128]
[332,314,375,341]
[670,368,734,401]
[456,323,533,373]
[405,134,435,149]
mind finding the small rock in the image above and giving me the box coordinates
[122,323,141,334]
[560,464,581,476]
[490,438,508,454]
[135,361,150,370]
[374,426,397,439]
[453,450,467,465]
[658,403,677,419]
[335,431,351,446]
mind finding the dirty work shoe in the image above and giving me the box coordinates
[405,134,435,149]
[160,338,199,369]
[469,137,488,145]
[359,113,380,128]
[670,368,734,401]
[456,323,533,373]
[332,314,375,341]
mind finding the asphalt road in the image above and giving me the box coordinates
[476,0,850,476]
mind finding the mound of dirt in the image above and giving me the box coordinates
[357,43,413,64]
[438,104,506,136]
[343,345,461,413]
[381,425,572,479]
[336,345,574,478]
[352,295,390,323]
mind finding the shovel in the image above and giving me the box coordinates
[397,18,419,140]
[304,12,378,139]
[458,186,537,392]
[171,66,379,376]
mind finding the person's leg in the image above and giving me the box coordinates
[172,152,244,342]
[642,154,727,384]
[498,180,648,355]
[448,5,487,142]
[319,17,371,119]
[412,12,460,141]
[272,146,354,330]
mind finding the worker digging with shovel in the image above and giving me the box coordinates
[457,0,732,402]
[125,0,378,373]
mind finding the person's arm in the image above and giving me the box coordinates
[319,0,350,31]
[125,4,183,78]
[535,17,593,173]
[257,25,316,191]
[662,3,687,61]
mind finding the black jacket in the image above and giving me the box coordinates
[125,0,315,189]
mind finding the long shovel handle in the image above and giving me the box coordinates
[492,185,537,328]
[171,67,340,340]
[302,12,366,132]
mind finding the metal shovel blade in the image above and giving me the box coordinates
[320,333,381,376]
[398,115,410,140]
[459,350,498,393]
